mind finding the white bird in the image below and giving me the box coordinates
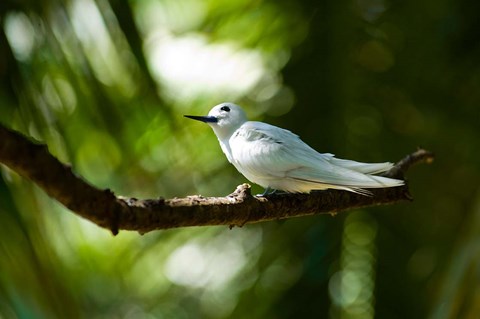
[185,102,404,195]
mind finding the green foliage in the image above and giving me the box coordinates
[1,0,479,318]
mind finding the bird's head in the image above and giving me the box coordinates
[185,102,247,140]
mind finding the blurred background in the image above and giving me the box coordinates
[0,0,479,318]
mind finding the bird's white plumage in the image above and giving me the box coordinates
[186,103,404,195]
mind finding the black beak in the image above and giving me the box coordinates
[184,115,218,123]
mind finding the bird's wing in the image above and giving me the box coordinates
[230,121,319,176]
[231,122,402,188]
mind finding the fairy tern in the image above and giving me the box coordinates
[185,102,404,195]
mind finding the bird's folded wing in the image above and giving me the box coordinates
[232,123,402,188]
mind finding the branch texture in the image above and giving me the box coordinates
[0,124,434,235]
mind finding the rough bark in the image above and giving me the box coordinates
[0,124,434,235]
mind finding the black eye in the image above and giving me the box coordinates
[220,106,230,112]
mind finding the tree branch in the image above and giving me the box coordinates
[0,124,434,235]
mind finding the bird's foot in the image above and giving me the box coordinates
[256,187,283,197]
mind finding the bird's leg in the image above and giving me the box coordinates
[257,187,278,197]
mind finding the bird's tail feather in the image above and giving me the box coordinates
[329,158,394,174]
[289,170,404,193]
[288,176,403,196]
[358,174,404,188]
